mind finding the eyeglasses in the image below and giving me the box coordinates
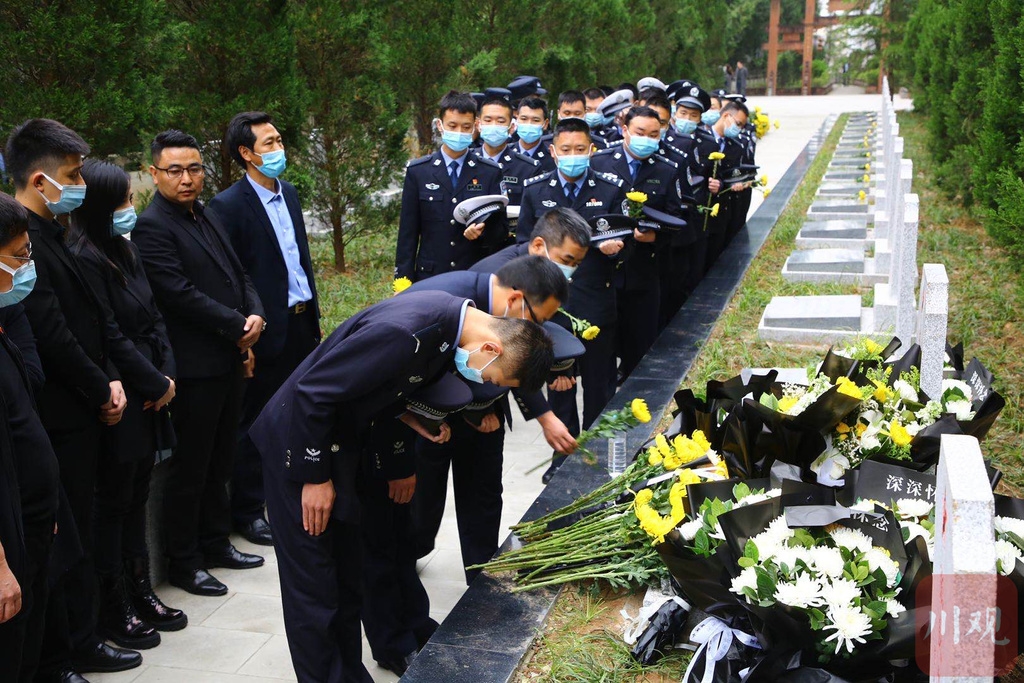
[5,242,32,261]
[153,164,205,179]
[513,289,539,323]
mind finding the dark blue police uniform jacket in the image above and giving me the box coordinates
[250,291,469,522]
[473,148,541,209]
[516,169,628,328]
[395,150,504,281]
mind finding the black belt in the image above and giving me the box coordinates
[290,301,311,315]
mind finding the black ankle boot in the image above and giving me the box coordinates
[100,574,161,649]
[125,557,188,631]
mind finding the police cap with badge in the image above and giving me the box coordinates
[507,75,547,101]
[674,84,711,114]
[722,163,760,189]
[636,76,667,94]
[404,372,475,436]
[597,89,634,120]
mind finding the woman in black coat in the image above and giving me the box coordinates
[70,160,186,649]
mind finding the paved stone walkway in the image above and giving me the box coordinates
[91,92,908,683]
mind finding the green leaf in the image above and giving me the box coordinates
[743,539,759,563]
[755,566,777,598]
[738,557,756,568]
[759,393,780,410]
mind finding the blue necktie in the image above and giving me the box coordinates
[629,159,640,183]
[449,160,459,189]
[565,182,577,202]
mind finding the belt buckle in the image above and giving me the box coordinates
[294,302,307,315]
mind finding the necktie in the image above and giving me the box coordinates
[629,160,640,183]
[449,160,459,188]
[564,183,577,202]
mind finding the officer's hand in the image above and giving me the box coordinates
[388,475,416,505]
[548,376,576,392]
[101,381,127,425]
[238,315,265,350]
[463,222,485,241]
[598,239,624,256]
[708,178,721,194]
[399,412,452,444]
[633,228,656,243]
[145,377,176,412]
[468,413,500,433]
[0,555,22,624]
[242,348,256,379]
[537,411,577,455]
[301,480,335,536]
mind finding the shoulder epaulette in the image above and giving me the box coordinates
[524,171,554,187]
[596,172,624,188]
[406,154,433,168]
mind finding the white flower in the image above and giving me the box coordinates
[941,379,973,403]
[678,519,703,542]
[886,599,906,618]
[895,498,933,519]
[730,566,759,598]
[775,574,825,608]
[864,547,900,588]
[995,539,1022,576]
[829,527,873,553]
[823,577,861,609]
[734,489,781,508]
[995,516,1024,539]
[752,516,794,559]
[823,605,873,654]
[915,400,942,425]
[810,547,846,579]
[811,450,849,487]
[850,499,880,513]
[905,421,925,437]
[772,545,808,573]
[892,379,918,403]
[945,399,975,421]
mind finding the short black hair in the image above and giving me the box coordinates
[616,82,639,99]
[438,90,478,120]
[557,90,585,110]
[583,88,606,101]
[151,129,201,164]
[638,87,664,103]
[0,192,29,248]
[478,96,514,120]
[642,93,672,116]
[495,255,569,308]
[490,318,554,393]
[516,97,549,120]
[721,101,750,120]
[533,207,591,250]
[552,117,591,142]
[225,111,274,169]
[624,105,663,128]
[4,118,90,189]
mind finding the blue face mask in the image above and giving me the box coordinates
[479,124,510,147]
[454,346,499,384]
[724,123,741,139]
[584,112,604,129]
[543,243,577,280]
[674,119,698,136]
[40,173,86,215]
[255,149,287,178]
[701,110,721,126]
[111,206,137,236]
[627,133,660,159]
[440,129,474,153]
[556,154,589,179]
[0,260,37,308]
[517,123,544,144]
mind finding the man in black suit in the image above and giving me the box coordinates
[7,118,142,679]
[133,130,266,597]
[209,112,320,547]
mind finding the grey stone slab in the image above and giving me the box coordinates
[824,171,872,181]
[917,263,949,399]
[809,201,869,213]
[761,294,862,330]
[817,183,863,195]
[785,248,865,273]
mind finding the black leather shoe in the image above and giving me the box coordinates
[168,567,228,596]
[126,557,188,630]
[99,574,160,649]
[376,650,417,677]
[204,543,265,570]
[46,669,89,683]
[236,517,274,546]
[70,641,142,673]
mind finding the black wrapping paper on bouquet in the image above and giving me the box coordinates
[945,341,964,375]
[719,405,767,479]
[908,414,968,464]
[835,460,936,507]
[882,344,921,385]
[669,371,780,448]
[630,598,691,665]
[994,493,1024,647]
[819,338,902,384]
[958,358,1005,442]
[681,610,766,683]
[748,413,827,479]
[686,478,772,512]
[658,532,742,613]
[745,384,864,436]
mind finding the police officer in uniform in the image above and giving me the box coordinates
[696,100,747,268]
[590,105,682,380]
[724,94,757,244]
[516,118,631,482]
[512,97,556,171]
[395,91,505,281]
[249,291,552,683]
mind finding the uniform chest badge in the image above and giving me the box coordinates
[467,160,476,167]
[542,200,557,208]
[433,159,442,166]
[503,175,518,184]
[613,153,622,159]
[440,342,450,352]
[646,178,660,185]
[409,375,423,383]
[585,198,604,208]
[588,179,596,187]
[425,183,440,190]
[467,180,483,192]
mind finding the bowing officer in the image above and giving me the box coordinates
[472,205,590,279]
[590,105,683,380]
[395,91,505,281]
[249,290,552,683]
[516,117,630,482]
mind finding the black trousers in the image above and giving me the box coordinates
[616,285,660,380]
[0,519,53,683]
[726,190,752,244]
[412,417,504,583]
[94,455,153,577]
[164,370,243,572]
[704,207,732,274]
[359,475,436,662]
[234,309,319,525]
[262,451,372,683]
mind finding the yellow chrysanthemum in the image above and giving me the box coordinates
[634,488,654,507]
[777,395,799,413]
[669,481,688,522]
[864,338,883,355]
[393,277,413,294]
[835,376,863,399]
[663,454,683,470]
[631,398,651,423]
[691,430,711,453]
[836,422,851,434]
[773,120,780,129]
[763,188,772,198]
[647,448,663,467]
[626,191,649,204]
[856,422,867,436]
[890,422,912,447]
[677,469,701,487]
[871,379,891,403]
[582,325,600,341]
[754,105,763,115]
[708,152,725,161]
[655,433,671,457]
[710,203,720,217]
[858,190,867,202]
[760,174,768,186]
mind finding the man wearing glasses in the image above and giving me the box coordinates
[133,130,266,598]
